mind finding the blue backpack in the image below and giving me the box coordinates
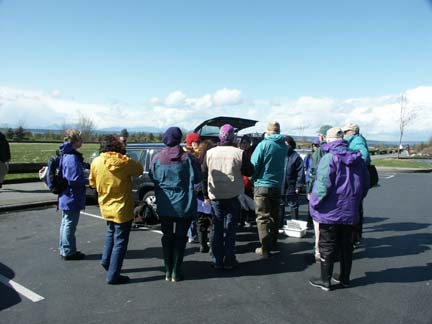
[44,152,68,194]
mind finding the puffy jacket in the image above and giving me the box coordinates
[58,142,88,211]
[251,134,288,188]
[309,140,369,225]
[346,134,371,165]
[89,152,143,223]
[283,148,305,196]
[150,146,202,219]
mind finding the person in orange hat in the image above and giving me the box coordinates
[184,132,201,243]
[184,132,201,156]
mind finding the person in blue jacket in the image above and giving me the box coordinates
[280,136,305,227]
[150,127,202,282]
[58,129,88,261]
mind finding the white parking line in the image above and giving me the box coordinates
[80,211,163,235]
[0,274,45,303]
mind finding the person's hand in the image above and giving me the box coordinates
[307,193,311,201]
[204,198,211,206]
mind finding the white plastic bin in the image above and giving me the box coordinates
[283,220,308,238]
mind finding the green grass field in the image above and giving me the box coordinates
[5,143,99,182]
[373,159,432,168]
[8,142,99,163]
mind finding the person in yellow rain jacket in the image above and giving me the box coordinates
[89,135,143,285]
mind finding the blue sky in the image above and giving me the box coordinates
[1,0,431,141]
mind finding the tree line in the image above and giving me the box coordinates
[0,126,164,143]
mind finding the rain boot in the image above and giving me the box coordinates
[256,222,270,258]
[172,237,187,282]
[309,260,334,291]
[161,236,174,281]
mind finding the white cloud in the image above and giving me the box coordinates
[0,85,431,141]
[164,91,187,107]
[212,88,243,106]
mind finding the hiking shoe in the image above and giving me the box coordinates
[108,275,130,285]
[309,278,331,291]
[331,274,350,288]
[211,263,224,270]
[255,247,270,259]
[62,251,85,261]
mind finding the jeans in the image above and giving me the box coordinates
[59,209,81,256]
[210,197,240,267]
[101,220,132,283]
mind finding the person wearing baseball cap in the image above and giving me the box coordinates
[250,121,288,258]
[309,127,370,291]
[341,122,371,246]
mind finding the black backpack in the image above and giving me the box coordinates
[44,152,68,194]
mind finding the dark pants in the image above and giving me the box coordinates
[101,220,132,283]
[161,218,191,244]
[319,223,354,284]
[254,186,281,253]
[353,202,364,243]
[211,197,240,267]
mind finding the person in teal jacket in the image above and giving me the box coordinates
[150,127,202,282]
[251,121,288,258]
[342,122,370,245]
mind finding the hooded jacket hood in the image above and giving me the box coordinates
[265,133,286,144]
[321,140,363,166]
[59,141,75,154]
[100,152,130,171]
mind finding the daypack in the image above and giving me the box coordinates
[40,152,68,194]
[368,164,379,188]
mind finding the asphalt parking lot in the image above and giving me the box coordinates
[0,172,431,324]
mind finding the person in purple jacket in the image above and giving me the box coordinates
[309,127,369,291]
[58,129,89,260]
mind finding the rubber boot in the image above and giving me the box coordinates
[161,236,174,281]
[198,230,209,253]
[279,203,286,229]
[172,237,187,282]
[256,222,271,258]
[309,260,333,291]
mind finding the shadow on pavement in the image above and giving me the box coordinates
[364,222,430,233]
[351,263,432,286]
[0,263,22,311]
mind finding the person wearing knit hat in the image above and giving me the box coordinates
[150,126,202,282]
[219,124,235,144]
[185,132,201,153]
[162,127,183,147]
[306,124,333,263]
[250,120,288,258]
[202,123,254,269]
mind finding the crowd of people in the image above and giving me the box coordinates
[21,120,371,290]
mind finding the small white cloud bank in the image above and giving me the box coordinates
[0,86,431,142]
